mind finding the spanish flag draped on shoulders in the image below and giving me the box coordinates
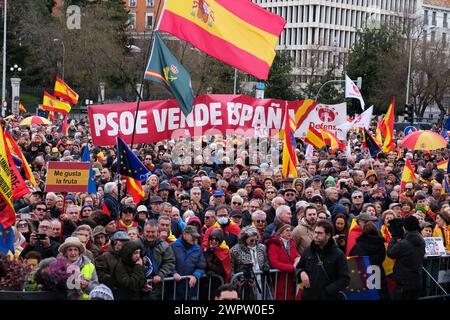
[380,224,394,276]
[202,220,240,249]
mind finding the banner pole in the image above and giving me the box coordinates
[130,0,165,149]
[60,192,67,243]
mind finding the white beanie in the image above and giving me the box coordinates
[89,284,114,300]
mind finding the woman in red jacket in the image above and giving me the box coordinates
[265,224,300,300]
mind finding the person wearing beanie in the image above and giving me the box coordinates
[96,214,117,237]
[89,284,114,300]
[94,231,130,292]
[387,216,425,300]
[265,223,300,300]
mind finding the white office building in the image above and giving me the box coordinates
[253,0,420,87]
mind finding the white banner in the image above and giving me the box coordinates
[296,103,348,140]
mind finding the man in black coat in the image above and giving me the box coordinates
[296,220,350,300]
[101,182,120,220]
[387,216,425,300]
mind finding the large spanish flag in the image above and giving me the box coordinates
[379,97,395,153]
[43,91,72,114]
[54,76,79,104]
[0,125,16,229]
[157,0,286,79]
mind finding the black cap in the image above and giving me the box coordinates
[150,196,163,204]
[311,195,324,204]
[404,216,421,232]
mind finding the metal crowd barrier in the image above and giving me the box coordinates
[420,255,450,300]
[230,269,296,300]
[157,273,225,300]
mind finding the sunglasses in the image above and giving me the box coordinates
[209,237,220,242]
[361,184,369,187]
[17,223,28,228]
[232,202,242,205]
[386,182,394,185]
[35,207,47,211]
[405,188,412,191]
[266,191,275,194]
[247,239,257,244]
[285,193,296,197]
[353,195,362,199]
[255,220,265,223]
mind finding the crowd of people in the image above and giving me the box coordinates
[1,114,450,301]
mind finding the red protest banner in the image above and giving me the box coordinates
[88,94,317,146]
[45,162,90,193]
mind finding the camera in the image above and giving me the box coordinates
[35,233,47,241]
[388,218,404,239]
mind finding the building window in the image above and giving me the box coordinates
[431,30,435,42]
[432,11,437,26]
[146,0,154,7]
[444,13,448,28]
[129,0,137,7]
[128,13,136,29]
[146,13,154,29]
[443,33,447,46]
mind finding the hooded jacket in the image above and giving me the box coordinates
[113,241,146,300]
[350,233,386,267]
[296,237,350,300]
[387,231,425,290]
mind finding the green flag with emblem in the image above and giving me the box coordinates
[144,32,194,116]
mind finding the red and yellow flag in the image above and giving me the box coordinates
[320,128,345,153]
[282,105,299,178]
[305,125,325,149]
[437,159,448,171]
[126,176,145,204]
[400,158,417,191]
[4,130,36,187]
[374,120,383,146]
[43,91,71,114]
[0,125,16,229]
[54,76,79,104]
[157,0,286,79]
[379,97,395,153]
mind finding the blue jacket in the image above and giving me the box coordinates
[171,238,206,279]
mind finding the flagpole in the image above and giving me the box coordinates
[130,1,165,149]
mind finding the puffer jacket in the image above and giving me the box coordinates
[292,218,315,255]
[387,231,425,290]
[296,237,350,300]
[113,241,146,300]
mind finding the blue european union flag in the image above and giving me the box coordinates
[0,225,14,255]
[116,137,150,181]
[81,145,97,194]
[444,116,450,131]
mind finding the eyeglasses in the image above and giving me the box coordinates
[145,158,152,160]
[204,216,214,220]
[209,237,220,242]
[361,184,369,187]
[255,220,265,223]
[193,180,201,183]
[405,188,412,191]
[247,239,257,244]
[386,182,394,185]
[285,193,296,197]
[353,195,362,199]
[17,223,28,228]
[266,191,275,194]
[232,202,242,205]
[35,207,46,211]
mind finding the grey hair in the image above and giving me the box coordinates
[238,226,259,241]
[276,205,291,217]
[271,196,285,206]
[251,210,266,221]
[190,187,201,195]
[104,182,117,195]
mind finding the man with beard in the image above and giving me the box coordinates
[292,205,318,255]
[137,220,176,300]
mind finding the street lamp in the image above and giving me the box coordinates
[53,38,65,81]
[9,64,21,115]
[2,0,7,117]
